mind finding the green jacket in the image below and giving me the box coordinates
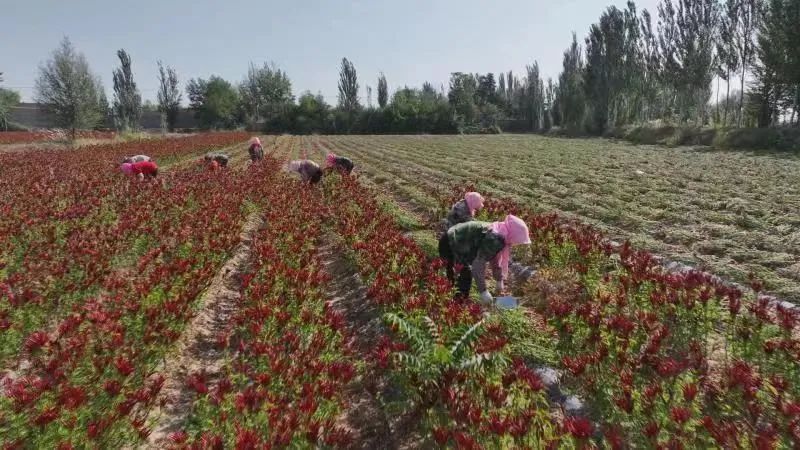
[447,221,506,292]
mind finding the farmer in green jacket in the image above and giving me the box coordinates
[438,214,531,304]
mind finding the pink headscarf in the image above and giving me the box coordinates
[465,192,484,215]
[325,153,337,167]
[120,162,134,175]
[250,137,261,146]
[489,214,531,278]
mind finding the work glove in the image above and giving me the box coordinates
[479,290,493,306]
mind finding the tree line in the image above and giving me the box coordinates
[494,0,798,133]
[5,0,798,136]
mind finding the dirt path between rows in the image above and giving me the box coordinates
[317,237,428,450]
[317,238,391,449]
[143,212,263,448]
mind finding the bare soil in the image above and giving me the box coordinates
[143,213,263,448]
[318,237,428,450]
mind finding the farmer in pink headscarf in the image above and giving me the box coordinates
[248,137,264,163]
[438,214,531,305]
[324,152,354,175]
[441,192,484,234]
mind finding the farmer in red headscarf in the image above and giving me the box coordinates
[324,153,354,175]
[438,214,531,305]
[441,191,484,234]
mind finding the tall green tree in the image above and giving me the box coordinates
[157,61,181,132]
[476,73,497,105]
[0,86,20,131]
[545,78,559,129]
[717,0,741,126]
[657,0,719,123]
[384,84,452,132]
[583,3,642,132]
[506,70,515,105]
[523,63,544,130]
[448,72,478,126]
[421,81,438,99]
[781,0,800,127]
[0,72,20,130]
[733,0,762,127]
[238,62,293,127]
[111,49,142,131]
[639,8,663,121]
[34,37,107,138]
[377,72,388,109]
[292,91,331,133]
[621,1,644,124]
[584,6,626,133]
[337,58,360,112]
[785,0,800,124]
[747,0,791,127]
[558,33,586,131]
[186,76,240,129]
[497,72,507,110]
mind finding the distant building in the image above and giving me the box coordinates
[8,103,199,131]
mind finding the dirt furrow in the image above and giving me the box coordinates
[316,238,394,449]
[143,212,264,448]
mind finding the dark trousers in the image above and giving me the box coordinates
[438,234,472,296]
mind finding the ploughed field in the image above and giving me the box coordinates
[1,132,799,449]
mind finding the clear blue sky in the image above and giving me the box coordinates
[0,0,660,105]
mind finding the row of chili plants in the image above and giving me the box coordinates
[0,130,117,145]
[0,133,249,364]
[440,184,800,448]
[0,133,253,447]
[176,160,356,448]
[320,172,604,449]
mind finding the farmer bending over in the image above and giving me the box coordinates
[285,159,323,184]
[325,153,354,175]
[440,191,484,235]
[204,153,230,168]
[248,137,264,163]
[122,154,152,164]
[121,160,159,180]
[438,214,530,305]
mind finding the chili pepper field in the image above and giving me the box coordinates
[1,133,799,449]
